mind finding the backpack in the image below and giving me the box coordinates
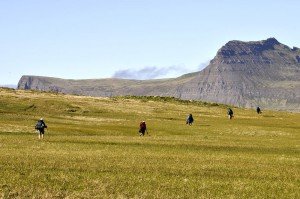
[140,122,146,129]
[189,116,194,123]
[35,120,44,129]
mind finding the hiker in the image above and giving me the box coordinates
[35,118,47,139]
[256,106,262,114]
[227,108,234,119]
[186,114,194,125]
[139,121,147,136]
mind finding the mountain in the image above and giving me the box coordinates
[18,38,300,111]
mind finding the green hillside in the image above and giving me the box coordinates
[0,88,299,198]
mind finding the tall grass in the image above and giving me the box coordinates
[0,88,299,198]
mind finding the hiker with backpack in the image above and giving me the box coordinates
[139,121,148,136]
[35,118,47,139]
[186,114,194,125]
[227,108,234,119]
[256,106,262,114]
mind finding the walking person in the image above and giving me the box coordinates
[139,121,148,136]
[186,114,194,125]
[227,108,234,119]
[256,106,262,114]
[35,118,47,139]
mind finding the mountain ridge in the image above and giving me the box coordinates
[18,38,300,112]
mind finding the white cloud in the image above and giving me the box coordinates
[112,65,188,80]
[112,61,210,80]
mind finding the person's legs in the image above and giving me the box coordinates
[39,129,44,139]
[141,129,146,136]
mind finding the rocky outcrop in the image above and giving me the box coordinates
[18,38,300,112]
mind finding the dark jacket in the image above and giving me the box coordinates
[227,108,233,115]
[186,114,194,124]
[35,120,47,130]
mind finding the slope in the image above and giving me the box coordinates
[0,88,299,198]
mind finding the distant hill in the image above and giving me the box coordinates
[0,84,17,89]
[18,38,300,112]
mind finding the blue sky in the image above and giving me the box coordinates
[0,0,299,85]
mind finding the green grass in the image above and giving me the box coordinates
[0,88,299,198]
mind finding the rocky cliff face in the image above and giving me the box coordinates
[18,38,300,111]
[176,38,300,111]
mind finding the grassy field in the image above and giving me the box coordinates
[0,88,299,198]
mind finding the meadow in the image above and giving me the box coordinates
[0,88,299,198]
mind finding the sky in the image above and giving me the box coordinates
[0,0,299,85]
